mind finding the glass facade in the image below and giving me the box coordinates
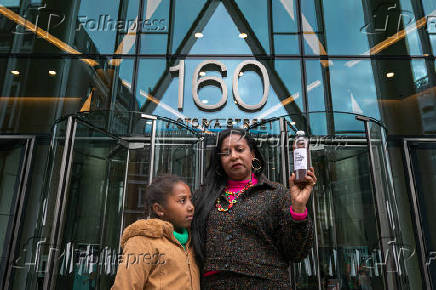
[0,0,436,289]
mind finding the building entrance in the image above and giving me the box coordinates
[8,111,425,290]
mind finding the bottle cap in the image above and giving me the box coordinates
[296,130,305,136]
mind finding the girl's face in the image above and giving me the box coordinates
[220,134,254,181]
[159,182,194,232]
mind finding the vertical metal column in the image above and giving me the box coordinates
[403,140,432,289]
[44,116,77,290]
[306,130,321,290]
[140,113,158,185]
[148,118,157,185]
[119,149,130,252]
[311,171,321,290]
[3,137,36,290]
[295,0,310,133]
[279,118,289,186]
[199,137,205,187]
[355,115,390,289]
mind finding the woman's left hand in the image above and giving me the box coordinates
[289,167,317,213]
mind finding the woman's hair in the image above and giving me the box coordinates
[191,128,265,265]
[144,174,186,218]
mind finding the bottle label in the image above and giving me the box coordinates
[294,148,307,170]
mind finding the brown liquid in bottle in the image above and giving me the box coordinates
[293,131,309,183]
[295,168,307,183]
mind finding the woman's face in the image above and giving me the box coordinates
[220,133,255,181]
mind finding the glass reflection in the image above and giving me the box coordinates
[171,0,205,54]
[189,3,253,55]
[0,57,135,134]
[139,0,169,54]
[409,142,436,287]
[302,0,435,56]
[0,139,26,264]
[328,60,380,119]
[235,0,270,54]
[423,1,436,55]
[0,0,141,54]
[312,143,383,289]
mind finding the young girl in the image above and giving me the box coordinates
[112,174,200,289]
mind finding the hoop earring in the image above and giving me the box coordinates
[252,157,262,172]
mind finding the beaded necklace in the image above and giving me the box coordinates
[216,176,253,212]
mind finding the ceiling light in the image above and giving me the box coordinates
[239,33,247,39]
[386,72,395,78]
[49,70,56,76]
[194,32,203,38]
[202,100,208,104]
[11,70,20,76]
[199,71,206,77]
[239,71,244,77]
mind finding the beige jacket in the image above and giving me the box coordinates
[111,219,200,290]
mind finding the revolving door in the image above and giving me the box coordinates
[10,111,203,290]
[7,111,427,290]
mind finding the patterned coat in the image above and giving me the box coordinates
[202,174,314,284]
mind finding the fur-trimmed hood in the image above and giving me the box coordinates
[120,218,177,248]
[112,218,200,289]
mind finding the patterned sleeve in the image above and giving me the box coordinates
[272,186,314,262]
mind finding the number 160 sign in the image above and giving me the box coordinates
[169,60,270,112]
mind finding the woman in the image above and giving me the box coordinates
[192,128,315,289]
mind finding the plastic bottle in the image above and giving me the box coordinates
[293,131,309,183]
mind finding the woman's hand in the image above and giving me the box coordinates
[289,167,317,213]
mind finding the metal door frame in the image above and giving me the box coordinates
[0,135,35,290]
[403,138,436,289]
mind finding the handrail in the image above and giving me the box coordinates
[51,110,386,137]
[248,110,386,130]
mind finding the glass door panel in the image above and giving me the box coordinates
[122,117,202,228]
[0,140,26,261]
[153,119,202,189]
[0,138,32,287]
[123,146,151,227]
[51,118,129,289]
[119,115,154,232]
[407,141,436,288]
[369,123,419,289]
[310,144,383,290]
